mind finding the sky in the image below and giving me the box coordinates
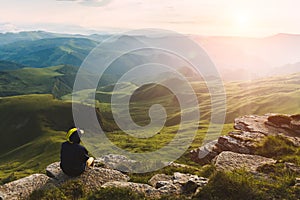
[1,0,300,36]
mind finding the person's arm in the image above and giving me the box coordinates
[86,157,94,167]
[83,146,94,167]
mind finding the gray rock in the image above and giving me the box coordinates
[148,174,172,188]
[213,151,276,172]
[46,162,130,191]
[190,140,219,164]
[157,182,182,195]
[147,172,209,197]
[155,181,172,189]
[0,174,51,200]
[173,172,191,185]
[96,154,137,171]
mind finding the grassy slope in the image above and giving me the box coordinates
[225,73,300,122]
[0,94,74,181]
[0,65,78,97]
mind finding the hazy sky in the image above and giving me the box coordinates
[0,0,300,36]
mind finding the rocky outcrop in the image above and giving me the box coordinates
[213,151,276,172]
[104,172,209,197]
[190,114,300,164]
[0,174,50,200]
[0,160,209,199]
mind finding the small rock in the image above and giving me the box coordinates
[173,172,190,185]
[190,140,219,164]
[157,183,182,195]
[294,178,300,187]
[155,181,172,189]
[285,162,300,173]
[148,174,172,187]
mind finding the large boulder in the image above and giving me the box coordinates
[0,174,50,200]
[213,151,276,172]
[46,162,129,191]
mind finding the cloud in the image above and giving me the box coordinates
[0,23,19,33]
[56,0,113,7]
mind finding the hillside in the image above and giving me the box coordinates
[0,60,27,71]
[0,95,72,182]
[0,94,108,183]
[94,72,300,125]
[0,31,68,45]
[0,37,98,67]
[224,73,300,122]
[0,64,100,98]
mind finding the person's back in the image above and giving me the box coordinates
[60,127,93,177]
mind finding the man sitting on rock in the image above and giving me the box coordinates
[60,127,94,177]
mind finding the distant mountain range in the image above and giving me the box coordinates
[0,31,300,81]
[192,33,300,80]
[0,37,98,68]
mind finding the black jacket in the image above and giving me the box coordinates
[60,142,89,177]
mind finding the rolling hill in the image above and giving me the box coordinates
[0,65,78,97]
[0,60,28,71]
[0,31,67,45]
[0,37,98,68]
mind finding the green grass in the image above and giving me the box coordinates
[195,169,300,200]
[255,135,300,165]
[0,94,73,181]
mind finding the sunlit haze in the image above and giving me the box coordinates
[1,0,300,36]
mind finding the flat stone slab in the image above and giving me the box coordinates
[213,151,276,172]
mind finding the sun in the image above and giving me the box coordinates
[234,12,251,28]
